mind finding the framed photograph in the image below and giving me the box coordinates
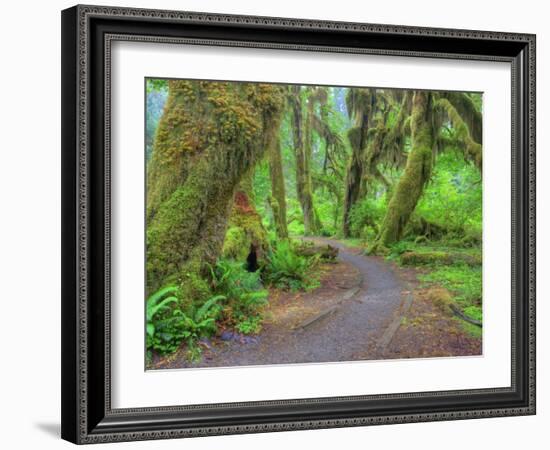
[61,4,536,444]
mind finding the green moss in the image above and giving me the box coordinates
[146,80,285,296]
[221,174,269,263]
[425,287,454,315]
[268,136,288,239]
[436,98,482,170]
[458,319,483,339]
[401,251,451,265]
[400,250,481,266]
[371,91,434,252]
[291,86,325,235]
[347,126,363,152]
[463,305,482,322]
[222,226,249,260]
[418,264,482,309]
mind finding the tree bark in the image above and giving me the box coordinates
[342,88,372,237]
[223,172,268,271]
[371,91,434,251]
[146,80,285,298]
[290,86,320,235]
[268,136,288,239]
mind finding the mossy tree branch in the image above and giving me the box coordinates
[436,97,482,171]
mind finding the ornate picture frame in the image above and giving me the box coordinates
[61,4,535,444]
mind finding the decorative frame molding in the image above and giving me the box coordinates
[61,4,536,444]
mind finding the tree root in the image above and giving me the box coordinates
[450,304,482,327]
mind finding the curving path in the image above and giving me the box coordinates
[166,237,406,368]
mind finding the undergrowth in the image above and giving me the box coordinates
[388,237,482,331]
[262,240,320,291]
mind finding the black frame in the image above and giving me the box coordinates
[61,4,536,444]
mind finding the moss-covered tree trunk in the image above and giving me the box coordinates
[371,91,434,251]
[268,136,288,239]
[222,172,268,270]
[290,86,320,235]
[342,123,367,237]
[342,88,372,237]
[146,80,285,300]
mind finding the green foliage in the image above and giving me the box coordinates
[348,195,386,240]
[463,305,482,322]
[262,241,318,291]
[400,250,480,266]
[146,285,225,356]
[210,259,268,331]
[235,316,263,334]
[146,286,179,352]
[221,226,249,260]
[145,80,485,359]
[419,264,482,309]
[387,240,414,258]
[416,152,481,235]
[146,78,168,94]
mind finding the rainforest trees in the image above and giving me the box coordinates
[370,90,482,251]
[146,80,482,296]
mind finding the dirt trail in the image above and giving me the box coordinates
[153,237,408,369]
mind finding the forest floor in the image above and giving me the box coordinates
[151,238,480,370]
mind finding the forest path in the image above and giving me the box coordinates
[155,237,409,369]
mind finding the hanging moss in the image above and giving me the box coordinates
[146,80,285,299]
[442,92,482,143]
[341,89,373,237]
[371,91,434,252]
[436,98,482,171]
[342,88,396,238]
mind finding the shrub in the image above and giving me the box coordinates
[146,286,181,354]
[419,264,482,308]
[424,287,454,315]
[262,240,317,291]
[348,196,386,240]
[400,251,481,266]
[210,259,268,331]
[389,240,414,257]
[463,305,482,322]
[235,316,263,334]
[146,285,225,356]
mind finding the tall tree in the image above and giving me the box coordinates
[342,88,374,237]
[268,135,288,239]
[370,91,435,251]
[369,90,482,252]
[146,80,285,300]
[290,86,322,235]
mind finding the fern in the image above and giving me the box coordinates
[263,241,312,290]
[146,285,179,338]
[195,294,226,322]
[146,285,225,356]
[209,258,269,332]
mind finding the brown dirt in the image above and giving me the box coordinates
[374,261,481,359]
[151,260,362,370]
[263,260,361,331]
[150,240,481,370]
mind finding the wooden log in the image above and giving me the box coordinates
[296,244,339,260]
